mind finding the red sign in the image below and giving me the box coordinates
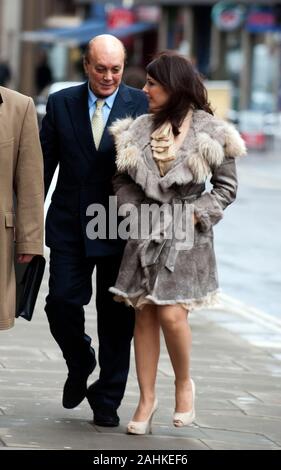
[107,9,135,29]
[247,11,275,27]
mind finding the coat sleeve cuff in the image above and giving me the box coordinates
[193,193,224,232]
[15,242,44,255]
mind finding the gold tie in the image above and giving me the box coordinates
[92,99,105,149]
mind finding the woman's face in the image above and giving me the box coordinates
[143,74,169,112]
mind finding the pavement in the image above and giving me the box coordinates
[0,256,281,451]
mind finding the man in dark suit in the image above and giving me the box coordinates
[40,35,148,426]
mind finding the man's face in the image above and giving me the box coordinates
[84,45,124,98]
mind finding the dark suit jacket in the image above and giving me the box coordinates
[40,82,148,256]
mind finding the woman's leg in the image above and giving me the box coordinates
[158,305,193,412]
[132,304,160,421]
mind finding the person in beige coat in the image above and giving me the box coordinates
[0,86,44,330]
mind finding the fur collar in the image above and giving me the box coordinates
[110,111,246,184]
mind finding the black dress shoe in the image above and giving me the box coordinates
[62,360,96,409]
[93,407,120,427]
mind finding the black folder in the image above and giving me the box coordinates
[15,255,46,321]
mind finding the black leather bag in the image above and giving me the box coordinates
[15,255,46,321]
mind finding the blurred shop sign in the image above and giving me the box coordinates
[135,6,161,23]
[205,80,232,120]
[246,7,276,33]
[107,8,135,47]
[212,2,246,31]
[44,16,82,28]
[107,8,135,29]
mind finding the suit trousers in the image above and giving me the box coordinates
[45,249,135,411]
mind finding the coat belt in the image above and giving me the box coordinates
[140,194,200,272]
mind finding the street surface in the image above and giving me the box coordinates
[0,143,281,451]
[215,146,281,320]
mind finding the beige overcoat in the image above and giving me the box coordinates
[0,86,44,330]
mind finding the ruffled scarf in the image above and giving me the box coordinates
[151,111,193,176]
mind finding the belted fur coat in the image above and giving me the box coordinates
[109,110,246,310]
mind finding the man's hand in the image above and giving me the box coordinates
[17,254,35,264]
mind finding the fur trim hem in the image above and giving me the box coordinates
[145,291,220,311]
[109,286,220,312]
[109,287,145,298]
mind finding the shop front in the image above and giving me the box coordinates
[210,3,281,113]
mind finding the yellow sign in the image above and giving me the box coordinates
[205,80,232,120]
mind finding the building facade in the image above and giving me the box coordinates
[1,0,281,111]
[0,0,81,94]
[133,0,281,112]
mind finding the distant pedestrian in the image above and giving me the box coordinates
[123,66,146,89]
[35,51,53,95]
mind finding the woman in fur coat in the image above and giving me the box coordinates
[109,52,246,434]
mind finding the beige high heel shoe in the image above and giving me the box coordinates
[173,379,195,427]
[127,398,158,435]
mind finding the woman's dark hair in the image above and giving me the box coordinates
[146,51,213,135]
